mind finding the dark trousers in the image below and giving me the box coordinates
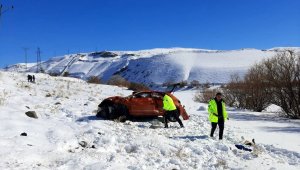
[210,120,224,140]
[164,110,184,128]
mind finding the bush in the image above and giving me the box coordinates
[87,76,101,84]
[162,80,188,88]
[224,71,271,111]
[225,50,300,118]
[190,80,200,88]
[107,75,130,87]
[63,71,70,77]
[128,82,150,91]
[49,72,60,77]
[178,80,188,88]
[162,81,176,87]
[222,74,245,107]
[194,88,220,103]
[263,50,300,118]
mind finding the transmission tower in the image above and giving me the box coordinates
[0,1,13,30]
[36,47,41,73]
[23,47,29,70]
[0,1,14,17]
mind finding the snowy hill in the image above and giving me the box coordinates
[5,47,300,85]
[0,71,299,169]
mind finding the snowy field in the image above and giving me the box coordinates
[0,71,299,170]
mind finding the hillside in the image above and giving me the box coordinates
[5,47,300,85]
[0,71,299,169]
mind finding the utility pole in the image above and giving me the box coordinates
[0,2,14,17]
[0,1,14,29]
[36,47,41,73]
[23,47,29,70]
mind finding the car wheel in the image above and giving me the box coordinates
[96,103,115,119]
[96,106,104,118]
[118,115,127,122]
[115,104,129,121]
[97,103,128,121]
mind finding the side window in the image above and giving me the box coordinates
[152,92,163,98]
[134,92,151,98]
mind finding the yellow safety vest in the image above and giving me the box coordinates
[208,99,228,123]
[163,95,177,111]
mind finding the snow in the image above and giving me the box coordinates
[0,71,299,169]
[5,47,300,85]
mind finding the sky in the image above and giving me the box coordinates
[0,0,300,67]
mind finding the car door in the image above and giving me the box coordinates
[128,92,156,116]
[151,92,164,116]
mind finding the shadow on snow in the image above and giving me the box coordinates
[262,126,300,133]
[170,135,209,141]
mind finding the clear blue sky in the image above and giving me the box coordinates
[0,0,299,67]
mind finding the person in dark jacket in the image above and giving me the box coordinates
[163,94,184,128]
[32,75,35,83]
[208,92,228,140]
[27,75,32,82]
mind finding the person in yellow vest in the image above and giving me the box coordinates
[163,94,184,128]
[208,92,228,140]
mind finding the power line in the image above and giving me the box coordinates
[23,47,29,70]
[0,2,14,17]
[0,1,14,29]
[36,47,42,73]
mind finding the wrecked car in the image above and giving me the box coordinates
[96,91,189,122]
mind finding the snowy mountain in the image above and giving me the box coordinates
[4,47,300,85]
[0,71,299,169]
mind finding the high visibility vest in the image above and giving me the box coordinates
[163,94,177,111]
[208,99,228,123]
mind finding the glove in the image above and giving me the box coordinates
[227,117,229,120]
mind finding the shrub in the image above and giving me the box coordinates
[225,50,300,118]
[190,80,200,88]
[49,72,60,77]
[87,76,101,84]
[107,75,130,87]
[263,50,300,118]
[0,90,9,106]
[194,88,220,103]
[63,71,70,77]
[128,82,149,91]
[178,80,188,88]
[224,71,271,111]
[162,81,176,87]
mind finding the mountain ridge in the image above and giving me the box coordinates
[4,47,300,85]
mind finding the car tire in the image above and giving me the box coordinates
[97,103,128,121]
[96,106,106,118]
[96,103,116,119]
[116,104,129,122]
[118,115,127,122]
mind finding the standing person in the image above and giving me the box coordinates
[27,75,32,82]
[32,75,35,83]
[208,92,228,140]
[163,93,184,128]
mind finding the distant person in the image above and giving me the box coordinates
[32,75,35,83]
[27,75,32,82]
[208,92,228,140]
[162,93,184,128]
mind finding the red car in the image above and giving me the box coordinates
[96,91,189,122]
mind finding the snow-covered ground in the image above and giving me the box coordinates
[5,47,300,85]
[0,71,299,169]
